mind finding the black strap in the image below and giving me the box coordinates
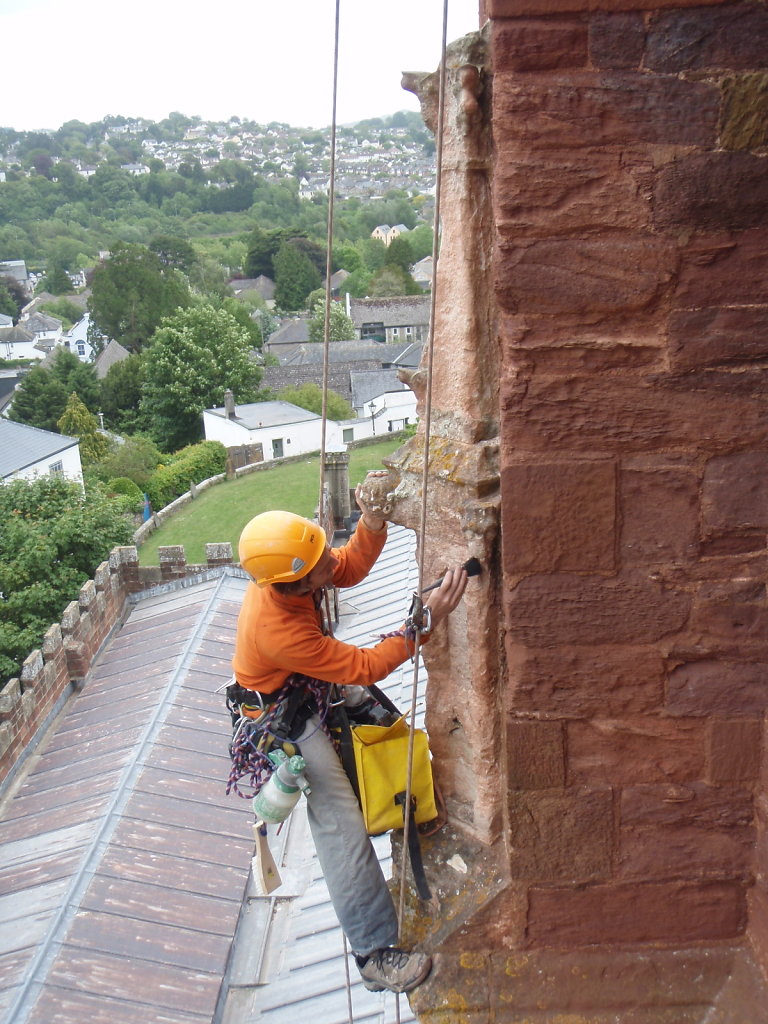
[395,792,431,900]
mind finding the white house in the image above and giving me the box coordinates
[0,419,84,486]
[203,394,401,461]
[63,313,98,362]
[0,324,42,361]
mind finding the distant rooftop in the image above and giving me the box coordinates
[0,419,78,480]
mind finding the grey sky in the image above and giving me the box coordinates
[2,0,482,131]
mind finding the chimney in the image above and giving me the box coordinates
[323,450,351,530]
[223,389,236,419]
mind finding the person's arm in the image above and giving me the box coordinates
[330,482,388,589]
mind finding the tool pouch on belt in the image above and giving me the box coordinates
[336,685,437,900]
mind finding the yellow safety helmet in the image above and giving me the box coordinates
[238,510,326,587]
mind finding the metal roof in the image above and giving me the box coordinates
[205,401,319,429]
[0,420,79,480]
[0,526,425,1024]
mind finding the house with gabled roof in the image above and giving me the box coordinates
[0,323,40,361]
[347,295,431,346]
[0,419,83,485]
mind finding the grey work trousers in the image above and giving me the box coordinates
[295,711,399,956]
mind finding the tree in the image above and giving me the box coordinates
[277,381,352,421]
[88,242,191,352]
[0,475,133,685]
[91,435,165,491]
[141,304,262,450]
[368,265,421,297]
[385,235,413,274]
[43,260,73,295]
[9,348,100,431]
[149,235,198,274]
[244,225,280,279]
[309,300,356,343]
[0,275,27,322]
[57,392,110,463]
[273,241,321,311]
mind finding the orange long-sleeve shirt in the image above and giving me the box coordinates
[232,520,420,694]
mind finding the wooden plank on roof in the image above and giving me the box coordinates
[43,948,222,1016]
[26,980,213,1024]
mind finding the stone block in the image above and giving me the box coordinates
[495,148,650,236]
[617,821,754,882]
[489,0,726,11]
[702,452,768,533]
[654,152,768,232]
[621,781,753,829]
[589,11,646,69]
[722,72,768,150]
[492,19,587,72]
[689,580,768,645]
[501,460,616,573]
[620,466,699,566]
[506,643,665,717]
[496,234,673,315]
[707,718,762,783]
[645,3,768,73]
[493,946,733,1014]
[668,306,768,371]
[673,228,768,309]
[504,572,691,647]
[500,373,768,454]
[667,660,768,717]
[526,880,746,947]
[493,72,719,149]
[507,718,565,788]
[568,717,705,785]
[509,787,613,882]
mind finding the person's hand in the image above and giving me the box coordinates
[424,566,468,629]
[354,478,387,532]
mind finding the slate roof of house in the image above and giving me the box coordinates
[0,526,423,1024]
[205,399,319,429]
[21,313,62,335]
[275,341,407,368]
[350,369,409,410]
[0,325,34,343]
[266,318,310,348]
[93,339,131,380]
[348,297,431,329]
[0,420,79,480]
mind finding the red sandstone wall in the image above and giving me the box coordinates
[491,0,768,964]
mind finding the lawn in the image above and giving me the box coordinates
[138,437,408,565]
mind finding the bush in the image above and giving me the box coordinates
[106,477,144,514]
[145,440,227,511]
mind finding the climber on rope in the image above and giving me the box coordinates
[228,481,468,995]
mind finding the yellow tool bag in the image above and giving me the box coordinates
[351,715,438,836]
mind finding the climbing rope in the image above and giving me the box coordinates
[309,1,451,1018]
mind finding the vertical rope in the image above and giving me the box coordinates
[318,0,341,521]
[397,0,450,937]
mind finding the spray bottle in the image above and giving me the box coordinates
[252,750,311,825]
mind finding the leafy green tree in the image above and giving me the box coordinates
[368,265,421,297]
[273,241,321,311]
[57,392,110,463]
[149,235,198,274]
[0,475,133,685]
[91,435,165,491]
[277,381,352,420]
[141,304,262,450]
[244,225,281,278]
[385,235,413,273]
[9,348,100,431]
[88,242,191,352]
[98,353,147,435]
[0,275,26,321]
[309,300,356,343]
[43,260,72,295]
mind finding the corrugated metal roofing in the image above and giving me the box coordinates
[0,525,426,1024]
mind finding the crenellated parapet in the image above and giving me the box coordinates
[0,543,237,790]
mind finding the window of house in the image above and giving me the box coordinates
[77,343,86,356]
[391,327,399,336]
[405,326,412,337]
[361,322,385,343]
[49,461,64,476]
[343,428,354,443]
